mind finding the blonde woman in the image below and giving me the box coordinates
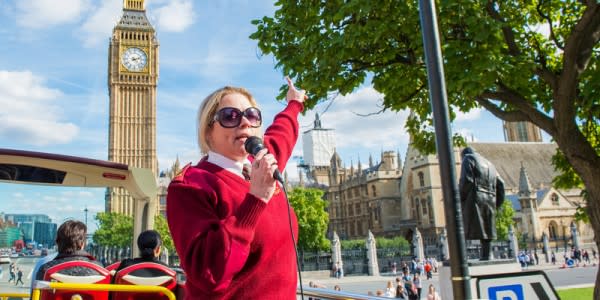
[167,78,307,299]
[427,284,441,300]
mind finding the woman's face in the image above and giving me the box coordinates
[207,92,260,162]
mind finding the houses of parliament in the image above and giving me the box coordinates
[104,1,593,253]
[302,116,594,253]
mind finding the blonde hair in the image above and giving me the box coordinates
[197,86,260,155]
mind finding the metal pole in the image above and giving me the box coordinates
[418,0,472,299]
[84,206,89,228]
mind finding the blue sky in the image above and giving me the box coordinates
[0,0,538,231]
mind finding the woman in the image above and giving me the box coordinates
[167,78,306,299]
[385,280,396,297]
[427,284,441,300]
[115,230,168,273]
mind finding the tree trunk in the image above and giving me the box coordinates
[584,183,600,299]
[558,139,600,298]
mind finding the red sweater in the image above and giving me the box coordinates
[167,101,303,299]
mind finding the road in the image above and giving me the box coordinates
[0,256,38,296]
[0,258,597,298]
[301,263,598,298]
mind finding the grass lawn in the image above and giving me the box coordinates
[557,287,593,299]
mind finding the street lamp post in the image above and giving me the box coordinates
[84,206,89,228]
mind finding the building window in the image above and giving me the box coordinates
[428,197,434,222]
[418,172,425,187]
[415,198,420,220]
[355,203,361,215]
[348,204,354,216]
[421,199,428,215]
[548,222,558,240]
[372,185,377,197]
[551,193,559,206]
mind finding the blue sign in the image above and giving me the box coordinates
[488,284,524,300]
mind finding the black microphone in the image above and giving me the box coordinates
[244,136,284,184]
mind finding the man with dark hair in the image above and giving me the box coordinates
[35,220,102,280]
[459,147,505,261]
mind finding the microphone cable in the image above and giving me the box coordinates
[280,182,304,300]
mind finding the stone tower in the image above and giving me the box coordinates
[106,0,159,215]
[503,121,543,142]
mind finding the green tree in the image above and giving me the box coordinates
[495,199,516,240]
[251,1,600,293]
[93,212,133,247]
[341,239,365,250]
[154,214,175,253]
[287,187,330,251]
[93,212,175,253]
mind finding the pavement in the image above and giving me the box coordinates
[299,259,598,297]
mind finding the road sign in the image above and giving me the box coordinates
[476,270,559,300]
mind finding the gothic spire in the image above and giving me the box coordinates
[518,162,534,198]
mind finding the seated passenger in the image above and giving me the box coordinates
[114,230,170,277]
[35,220,102,280]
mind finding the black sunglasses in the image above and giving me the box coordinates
[213,107,262,128]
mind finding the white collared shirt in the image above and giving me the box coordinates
[207,151,251,180]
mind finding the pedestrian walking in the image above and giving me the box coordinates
[15,268,24,286]
[8,263,15,283]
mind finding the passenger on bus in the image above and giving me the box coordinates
[113,230,170,276]
[35,220,102,280]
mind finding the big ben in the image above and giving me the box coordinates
[106,0,158,216]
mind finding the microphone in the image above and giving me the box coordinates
[244,136,284,184]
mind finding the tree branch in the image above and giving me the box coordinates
[479,82,557,136]
[555,3,600,139]
[486,0,521,56]
[536,0,564,50]
[475,97,528,122]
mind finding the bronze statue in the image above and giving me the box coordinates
[459,147,505,260]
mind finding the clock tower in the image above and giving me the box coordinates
[106,0,159,216]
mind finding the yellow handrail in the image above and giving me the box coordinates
[0,293,30,300]
[31,281,176,300]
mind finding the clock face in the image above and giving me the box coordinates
[121,47,147,72]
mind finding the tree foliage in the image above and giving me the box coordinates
[154,214,175,252]
[376,236,411,249]
[341,239,365,250]
[252,2,600,293]
[287,187,330,251]
[495,199,516,240]
[93,212,133,248]
[93,212,175,252]
[340,237,410,250]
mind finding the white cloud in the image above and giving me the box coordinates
[0,70,79,146]
[455,107,482,122]
[16,0,91,28]
[153,0,195,32]
[291,86,410,179]
[79,0,122,47]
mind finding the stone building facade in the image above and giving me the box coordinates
[324,141,594,254]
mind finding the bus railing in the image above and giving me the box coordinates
[298,287,391,300]
[29,281,176,300]
[0,293,30,300]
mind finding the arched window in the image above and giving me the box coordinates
[418,172,425,187]
[548,221,558,240]
[415,198,420,220]
[551,193,559,205]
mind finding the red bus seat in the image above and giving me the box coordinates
[112,262,177,300]
[41,260,110,300]
[106,261,121,276]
